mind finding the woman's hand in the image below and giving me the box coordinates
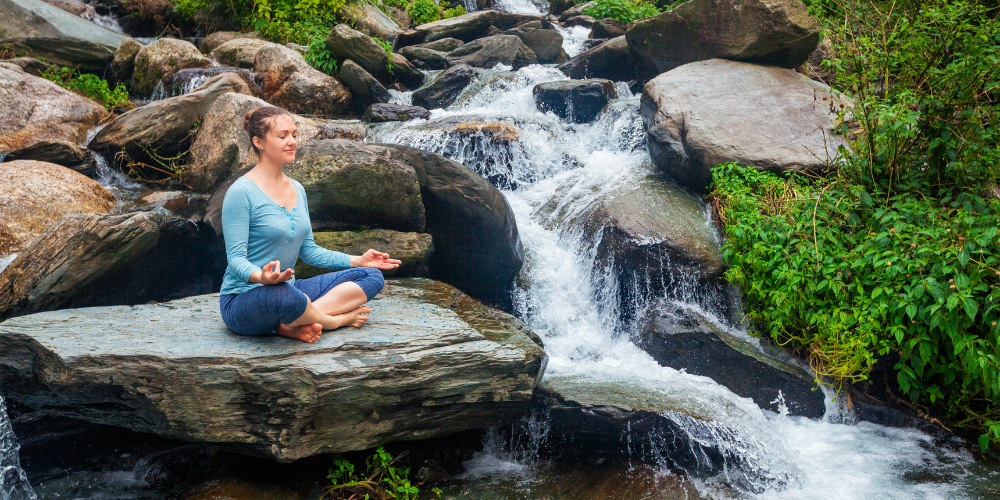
[250,260,294,284]
[351,249,402,270]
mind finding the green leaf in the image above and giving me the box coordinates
[964,299,979,321]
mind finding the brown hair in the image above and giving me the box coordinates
[243,106,293,154]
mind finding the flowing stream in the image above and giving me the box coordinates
[0,398,36,500]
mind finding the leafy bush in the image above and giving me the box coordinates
[405,0,443,25]
[713,0,1000,449]
[305,34,338,75]
[442,4,466,18]
[583,0,659,24]
[41,66,132,110]
[323,447,440,500]
[173,0,339,45]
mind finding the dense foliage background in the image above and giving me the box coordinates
[712,0,1000,449]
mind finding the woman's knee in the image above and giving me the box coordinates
[276,282,310,324]
[357,267,384,301]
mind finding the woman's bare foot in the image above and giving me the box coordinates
[326,306,371,330]
[276,322,323,343]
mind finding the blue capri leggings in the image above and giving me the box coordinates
[220,268,384,336]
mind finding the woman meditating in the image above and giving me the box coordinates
[219,106,401,343]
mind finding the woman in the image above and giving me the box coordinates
[219,106,401,343]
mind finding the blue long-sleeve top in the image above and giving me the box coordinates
[220,176,351,295]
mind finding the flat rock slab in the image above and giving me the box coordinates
[0,278,546,462]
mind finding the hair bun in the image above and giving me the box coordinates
[243,109,255,132]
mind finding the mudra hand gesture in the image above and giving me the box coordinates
[253,260,294,285]
[351,249,401,270]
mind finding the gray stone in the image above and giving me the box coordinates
[635,300,825,418]
[562,15,595,28]
[445,35,537,70]
[0,56,50,76]
[399,46,450,70]
[339,59,391,113]
[505,27,566,64]
[110,36,141,83]
[625,0,820,78]
[558,1,593,21]
[129,190,211,220]
[2,139,91,173]
[325,23,394,84]
[268,66,354,117]
[0,0,126,72]
[533,79,617,123]
[0,279,546,461]
[557,36,636,81]
[294,229,433,278]
[361,103,431,123]
[590,18,624,39]
[414,37,464,52]
[493,12,544,31]
[548,0,575,16]
[395,10,499,47]
[199,31,264,54]
[640,59,848,192]
[211,37,277,68]
[337,2,403,41]
[131,38,211,95]
[412,63,477,110]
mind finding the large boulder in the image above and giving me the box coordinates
[557,36,636,81]
[325,23,394,84]
[0,160,114,255]
[640,59,848,192]
[0,65,108,153]
[625,0,820,78]
[267,65,353,117]
[395,10,500,47]
[2,139,92,173]
[337,2,404,42]
[562,15,595,28]
[285,139,426,232]
[0,211,220,319]
[505,27,566,64]
[338,59,390,113]
[294,229,433,279]
[0,0,126,72]
[184,93,324,193]
[494,12,544,31]
[383,144,523,308]
[533,79,618,123]
[89,73,253,179]
[590,18,625,39]
[210,37,276,68]
[635,300,825,418]
[411,63,477,110]
[252,43,309,94]
[131,38,211,95]
[557,1,593,21]
[0,278,546,461]
[361,103,431,123]
[445,35,537,70]
[199,31,263,55]
[398,46,450,70]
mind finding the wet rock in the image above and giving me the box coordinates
[445,35,537,70]
[0,65,108,153]
[110,36,141,83]
[625,0,820,78]
[337,2,404,41]
[0,0,126,71]
[286,139,426,232]
[325,23,395,84]
[131,38,211,95]
[156,68,263,100]
[640,59,848,192]
[386,52,425,89]
[131,190,211,220]
[558,1,593,21]
[0,278,546,461]
[412,64,477,110]
[399,46,450,70]
[0,211,222,319]
[563,15,595,28]
[493,12,544,31]
[581,38,607,51]
[505,27,567,64]
[90,73,253,179]
[361,103,431,123]
[0,56,50,76]
[2,139,91,173]
[590,18,625,39]
[636,301,825,418]
[383,144,524,308]
[185,93,325,193]
[294,229,433,278]
[533,79,618,123]
[549,0,575,16]
[0,160,114,255]
[414,37,464,52]
[558,36,637,81]
[395,10,500,47]
[338,59,390,113]
[210,37,276,68]
[199,31,263,54]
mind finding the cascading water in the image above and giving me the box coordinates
[369,58,1000,498]
[0,397,36,500]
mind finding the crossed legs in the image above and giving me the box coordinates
[277,268,385,342]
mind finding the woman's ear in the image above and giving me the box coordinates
[252,135,264,153]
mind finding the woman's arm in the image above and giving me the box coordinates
[299,229,352,270]
[222,185,265,283]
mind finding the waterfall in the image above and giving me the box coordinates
[0,397,36,500]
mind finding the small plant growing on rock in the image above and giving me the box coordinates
[306,34,339,76]
[373,36,396,76]
[40,65,133,110]
[323,447,440,500]
[583,0,660,24]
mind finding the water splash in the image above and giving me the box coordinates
[489,0,548,14]
[0,397,37,500]
[0,254,16,274]
[552,25,592,58]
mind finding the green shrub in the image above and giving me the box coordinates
[41,65,132,110]
[583,0,659,24]
[324,447,441,500]
[713,0,1000,449]
[305,34,338,75]
[406,0,443,25]
[442,4,466,18]
[172,0,339,45]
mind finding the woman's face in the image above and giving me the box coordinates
[254,114,297,164]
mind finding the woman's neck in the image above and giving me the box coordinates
[254,155,285,182]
